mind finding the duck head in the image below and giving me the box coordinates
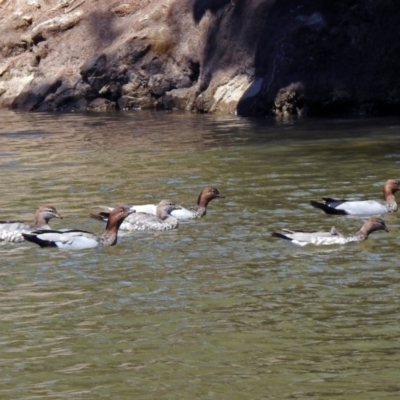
[156,200,182,219]
[197,186,225,207]
[361,216,389,236]
[34,205,63,225]
[106,205,135,230]
[383,179,400,196]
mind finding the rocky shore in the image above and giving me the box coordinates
[1,0,400,117]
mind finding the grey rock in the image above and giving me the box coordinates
[87,98,116,111]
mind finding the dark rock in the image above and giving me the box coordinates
[148,74,172,97]
[87,97,116,111]
[237,78,265,116]
[193,91,214,113]
[33,76,94,111]
[118,37,151,65]
[273,82,307,117]
[80,53,108,92]
[118,95,154,110]
[11,79,62,111]
[162,88,194,111]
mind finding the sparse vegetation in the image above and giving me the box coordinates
[150,27,176,56]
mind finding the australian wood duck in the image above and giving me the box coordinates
[103,186,225,221]
[91,199,182,231]
[22,206,133,250]
[310,179,400,216]
[0,205,62,242]
[272,217,388,246]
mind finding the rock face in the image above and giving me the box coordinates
[1,0,400,116]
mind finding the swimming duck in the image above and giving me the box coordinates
[0,205,62,242]
[22,206,133,250]
[103,186,225,221]
[181,186,225,219]
[310,179,400,216]
[272,216,388,246]
[91,199,182,231]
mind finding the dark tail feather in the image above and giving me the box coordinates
[22,233,57,247]
[310,200,347,215]
[89,212,109,222]
[271,232,292,241]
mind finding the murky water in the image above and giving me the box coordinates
[0,109,400,399]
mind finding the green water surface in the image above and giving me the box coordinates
[0,110,399,399]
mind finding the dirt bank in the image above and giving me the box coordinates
[1,0,400,117]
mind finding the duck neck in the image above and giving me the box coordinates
[191,206,207,217]
[101,219,122,246]
[384,195,397,211]
[34,213,48,227]
[354,228,369,242]
[159,212,178,223]
[197,193,211,208]
[157,210,169,221]
[100,231,118,246]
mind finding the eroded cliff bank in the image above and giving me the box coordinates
[1,0,400,117]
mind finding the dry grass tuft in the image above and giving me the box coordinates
[150,27,175,56]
